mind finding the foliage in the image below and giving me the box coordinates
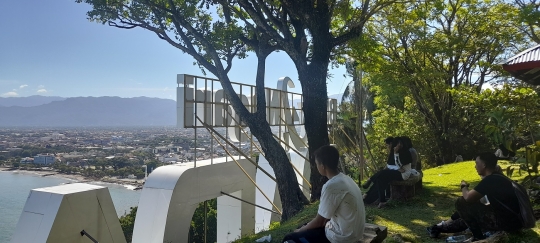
[515,0,540,43]
[189,199,217,243]
[452,84,540,151]
[361,83,540,169]
[119,200,217,243]
[484,109,516,147]
[350,0,533,166]
[119,207,138,242]
[365,95,436,170]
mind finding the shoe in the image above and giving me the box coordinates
[465,236,486,242]
[426,226,441,238]
[484,231,500,238]
[436,220,446,227]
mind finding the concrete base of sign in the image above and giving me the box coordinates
[132,157,256,243]
[11,183,126,243]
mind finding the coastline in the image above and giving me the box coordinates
[0,167,144,189]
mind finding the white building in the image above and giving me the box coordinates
[20,157,34,164]
[33,154,55,165]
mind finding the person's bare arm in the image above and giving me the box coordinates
[460,180,483,202]
[295,214,328,232]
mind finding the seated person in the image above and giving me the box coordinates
[368,137,413,208]
[402,136,420,170]
[494,144,515,159]
[362,137,394,189]
[362,137,395,204]
[427,165,503,238]
[456,152,523,241]
[282,145,365,243]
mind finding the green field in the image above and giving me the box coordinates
[234,161,540,243]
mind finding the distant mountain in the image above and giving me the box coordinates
[0,96,176,127]
[0,95,65,107]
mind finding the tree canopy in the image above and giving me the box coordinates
[76,0,397,220]
[343,0,530,165]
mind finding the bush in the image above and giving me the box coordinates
[119,207,137,242]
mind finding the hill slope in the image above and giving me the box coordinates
[234,161,540,243]
[0,96,176,127]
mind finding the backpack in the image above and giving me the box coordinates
[493,174,537,229]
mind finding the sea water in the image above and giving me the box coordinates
[0,171,141,242]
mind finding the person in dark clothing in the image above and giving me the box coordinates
[362,137,394,190]
[495,144,515,159]
[364,137,413,208]
[362,137,395,204]
[426,165,504,238]
[426,212,468,238]
[456,152,522,241]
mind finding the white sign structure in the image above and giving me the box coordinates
[132,157,255,243]
[12,74,337,243]
[11,183,126,243]
[177,74,337,143]
[174,74,337,241]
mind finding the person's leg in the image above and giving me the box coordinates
[363,168,384,189]
[455,197,497,240]
[363,181,380,204]
[375,170,402,203]
[428,218,469,238]
[282,227,330,243]
[385,183,391,200]
[450,211,461,221]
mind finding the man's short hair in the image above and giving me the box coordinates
[477,152,498,169]
[384,137,394,145]
[314,145,339,171]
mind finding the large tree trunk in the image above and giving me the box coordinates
[248,115,308,220]
[434,132,454,165]
[213,49,308,220]
[298,63,331,201]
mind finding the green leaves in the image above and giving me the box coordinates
[352,0,534,164]
[515,0,540,43]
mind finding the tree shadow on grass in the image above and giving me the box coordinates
[366,187,460,242]
[366,184,540,242]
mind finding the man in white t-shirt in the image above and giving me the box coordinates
[283,145,366,243]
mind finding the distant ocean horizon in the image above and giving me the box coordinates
[0,171,141,242]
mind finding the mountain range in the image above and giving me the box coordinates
[0,95,66,107]
[0,94,343,127]
[0,96,176,127]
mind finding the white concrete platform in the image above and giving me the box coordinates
[11,183,126,243]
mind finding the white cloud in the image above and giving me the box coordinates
[38,85,45,89]
[37,89,47,93]
[19,84,28,89]
[2,91,18,97]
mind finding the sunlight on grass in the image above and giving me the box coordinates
[234,161,540,243]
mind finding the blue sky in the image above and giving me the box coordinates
[0,0,348,100]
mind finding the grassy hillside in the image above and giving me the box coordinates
[234,161,540,243]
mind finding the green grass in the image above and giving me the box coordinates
[234,161,540,243]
